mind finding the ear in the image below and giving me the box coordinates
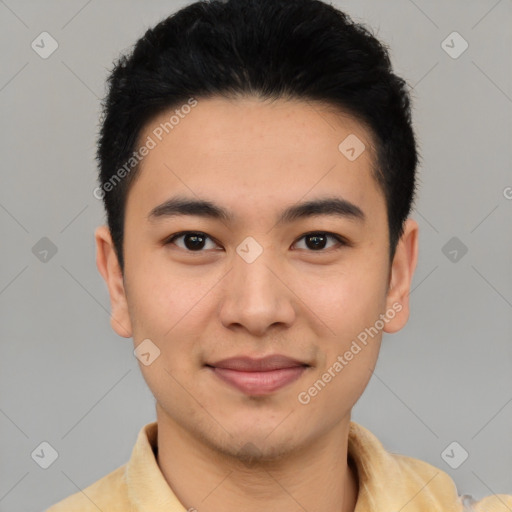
[94,225,133,338]
[383,218,419,334]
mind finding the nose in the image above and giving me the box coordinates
[218,247,296,337]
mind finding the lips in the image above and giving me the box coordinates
[208,354,309,372]
[206,355,310,395]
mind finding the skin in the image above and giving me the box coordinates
[95,96,418,512]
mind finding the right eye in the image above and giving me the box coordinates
[164,231,221,252]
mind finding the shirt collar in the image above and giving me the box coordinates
[348,421,461,511]
[125,421,187,510]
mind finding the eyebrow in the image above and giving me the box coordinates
[147,195,366,226]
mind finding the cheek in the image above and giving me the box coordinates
[298,263,385,332]
[126,266,211,372]
[126,258,192,330]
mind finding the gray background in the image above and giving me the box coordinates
[0,0,511,510]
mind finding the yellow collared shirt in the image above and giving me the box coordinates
[45,421,512,511]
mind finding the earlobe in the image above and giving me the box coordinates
[383,218,419,334]
[94,225,133,338]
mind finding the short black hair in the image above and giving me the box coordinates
[96,0,420,273]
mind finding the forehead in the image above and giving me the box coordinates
[125,96,385,226]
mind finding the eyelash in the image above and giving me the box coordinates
[163,231,348,253]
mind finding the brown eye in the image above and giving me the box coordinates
[165,232,218,251]
[293,232,346,251]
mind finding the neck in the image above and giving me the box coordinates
[155,411,359,512]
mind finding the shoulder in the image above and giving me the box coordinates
[348,422,511,511]
[391,452,512,512]
[473,494,512,511]
[45,464,129,512]
[392,452,462,507]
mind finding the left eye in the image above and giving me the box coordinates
[293,232,346,251]
[164,231,346,252]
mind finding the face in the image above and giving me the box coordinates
[96,96,418,461]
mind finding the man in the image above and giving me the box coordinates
[46,0,512,510]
